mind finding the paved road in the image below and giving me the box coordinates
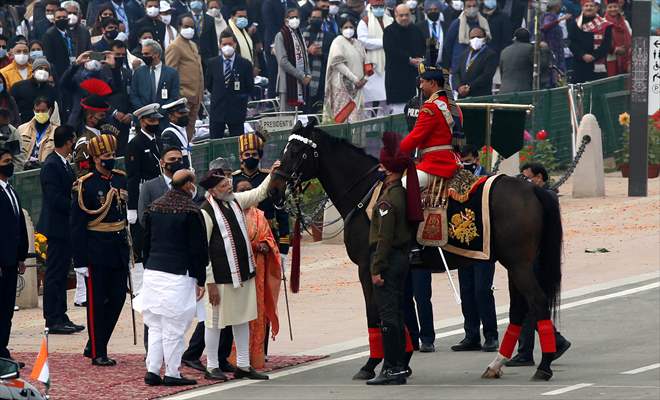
[170,278,660,400]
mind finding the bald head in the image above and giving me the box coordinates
[395,4,411,26]
[172,169,195,194]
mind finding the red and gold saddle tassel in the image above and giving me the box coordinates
[290,218,301,293]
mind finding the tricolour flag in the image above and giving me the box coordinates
[30,337,50,389]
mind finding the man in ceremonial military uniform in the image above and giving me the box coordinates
[71,134,130,366]
[232,133,290,263]
[366,132,422,386]
[161,98,194,169]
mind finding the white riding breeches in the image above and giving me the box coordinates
[401,169,432,191]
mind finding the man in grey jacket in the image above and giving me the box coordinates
[273,8,312,112]
[499,28,551,93]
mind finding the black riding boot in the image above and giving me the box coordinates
[367,326,407,385]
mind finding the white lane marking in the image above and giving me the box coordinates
[621,363,660,375]
[167,281,659,399]
[541,383,594,396]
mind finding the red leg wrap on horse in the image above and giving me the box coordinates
[404,327,413,353]
[537,320,557,353]
[368,328,384,359]
[499,323,522,358]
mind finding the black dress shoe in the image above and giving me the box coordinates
[182,358,206,372]
[234,366,269,380]
[419,343,435,353]
[554,339,571,361]
[352,368,376,380]
[47,323,77,335]
[64,320,85,332]
[144,372,162,386]
[451,338,482,351]
[219,362,237,373]
[163,375,197,386]
[92,356,117,366]
[204,368,228,381]
[482,338,499,352]
[505,354,535,367]
[366,368,407,385]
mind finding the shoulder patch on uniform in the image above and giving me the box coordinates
[112,169,126,176]
[433,99,448,111]
[377,200,392,216]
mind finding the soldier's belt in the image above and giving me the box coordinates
[87,221,126,232]
[420,145,453,155]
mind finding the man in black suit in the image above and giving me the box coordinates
[416,0,444,67]
[42,7,75,84]
[455,26,497,98]
[206,30,254,138]
[107,40,133,155]
[39,125,85,334]
[130,0,166,49]
[0,148,28,363]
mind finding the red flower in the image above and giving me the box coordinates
[651,108,660,122]
[536,130,548,141]
[520,155,527,161]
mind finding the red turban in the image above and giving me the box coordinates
[380,132,423,223]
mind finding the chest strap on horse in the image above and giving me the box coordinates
[420,145,453,156]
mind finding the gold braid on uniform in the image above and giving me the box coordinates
[74,173,122,228]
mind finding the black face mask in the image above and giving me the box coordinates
[100,158,115,171]
[113,56,125,68]
[321,8,329,18]
[105,30,119,40]
[55,19,69,30]
[165,159,185,174]
[142,55,153,66]
[0,162,14,178]
[462,162,477,173]
[309,18,322,30]
[144,123,159,135]
[176,115,190,127]
[243,156,259,170]
[427,11,440,21]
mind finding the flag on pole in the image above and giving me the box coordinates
[30,336,50,389]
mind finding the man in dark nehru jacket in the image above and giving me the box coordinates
[71,134,129,366]
[366,132,422,385]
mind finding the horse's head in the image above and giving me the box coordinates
[268,120,321,206]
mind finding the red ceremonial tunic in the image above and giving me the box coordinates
[399,93,461,178]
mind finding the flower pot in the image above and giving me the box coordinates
[618,163,659,178]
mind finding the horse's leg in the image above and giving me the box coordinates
[482,271,528,379]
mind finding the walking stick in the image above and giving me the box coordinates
[438,247,462,305]
[281,262,294,341]
[122,202,138,346]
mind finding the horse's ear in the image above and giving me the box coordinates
[306,118,318,130]
[292,120,304,135]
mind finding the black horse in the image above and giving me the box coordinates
[268,123,563,381]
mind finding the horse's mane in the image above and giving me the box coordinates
[311,127,379,164]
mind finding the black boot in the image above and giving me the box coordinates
[353,358,381,380]
[367,326,407,385]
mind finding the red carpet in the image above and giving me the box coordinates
[14,352,326,399]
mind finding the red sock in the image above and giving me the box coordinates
[537,320,557,353]
[368,327,384,359]
[499,323,522,358]
[404,327,413,353]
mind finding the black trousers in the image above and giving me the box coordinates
[182,322,233,363]
[85,263,127,358]
[403,269,435,348]
[458,261,498,342]
[43,238,72,327]
[373,249,409,367]
[210,121,244,139]
[0,265,18,359]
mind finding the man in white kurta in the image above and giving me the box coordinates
[198,162,276,380]
[357,0,393,115]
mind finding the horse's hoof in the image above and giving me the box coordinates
[531,369,553,381]
[353,369,376,380]
[481,367,503,379]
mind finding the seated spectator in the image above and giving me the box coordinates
[567,0,612,83]
[0,35,11,70]
[18,97,59,170]
[0,74,19,126]
[322,17,367,123]
[10,57,58,125]
[604,0,631,76]
[1,41,32,92]
[92,17,121,52]
[455,26,497,98]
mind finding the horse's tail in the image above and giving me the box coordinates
[532,186,563,321]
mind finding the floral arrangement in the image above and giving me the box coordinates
[519,129,559,172]
[34,232,48,264]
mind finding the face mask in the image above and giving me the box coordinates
[68,14,79,26]
[165,159,185,174]
[484,0,497,9]
[0,83,3,93]
[207,8,221,18]
[34,69,50,82]
[329,5,340,15]
[191,0,204,11]
[176,115,190,127]
[287,17,300,29]
[236,16,249,29]
[100,158,115,170]
[30,50,44,59]
[46,13,55,23]
[0,163,14,178]
[426,11,440,21]
[144,123,159,135]
[142,55,153,66]
[0,49,6,58]
[464,6,479,17]
[221,45,235,57]
[309,18,322,29]
[452,0,464,10]
[462,162,477,173]
[85,60,102,71]
[243,156,259,170]
[181,27,195,39]
[116,31,129,42]
[372,6,385,17]
[113,56,125,67]
[342,27,355,38]
[469,36,485,50]
[55,18,69,30]
[105,29,119,40]
[321,8,329,17]
[161,14,172,25]
[34,112,50,124]
[146,6,160,18]
[407,0,418,9]
[14,54,29,66]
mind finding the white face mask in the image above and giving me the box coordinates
[46,13,55,23]
[68,13,79,26]
[287,17,300,29]
[85,59,103,71]
[207,8,221,18]
[160,14,172,25]
[116,31,129,42]
[146,6,160,18]
[406,0,418,9]
[452,0,464,10]
[14,54,29,66]
[469,37,485,50]
[329,4,339,14]
[342,27,355,38]
[221,44,235,57]
[180,27,195,39]
[34,69,50,82]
